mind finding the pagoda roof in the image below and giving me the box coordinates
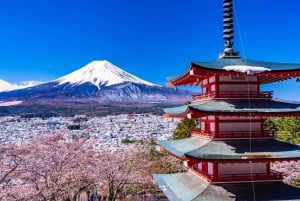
[164,99,300,118]
[168,58,300,86]
[193,58,300,71]
[159,137,300,161]
[159,136,209,158]
[153,172,300,201]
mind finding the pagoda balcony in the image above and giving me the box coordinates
[192,91,273,101]
[192,93,215,101]
[218,130,275,138]
[190,129,275,139]
[192,169,282,183]
[190,128,214,139]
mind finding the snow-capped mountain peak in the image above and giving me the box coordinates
[56,60,156,88]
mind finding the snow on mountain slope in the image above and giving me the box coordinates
[0,79,14,92]
[0,79,43,92]
[14,81,44,90]
[56,60,157,88]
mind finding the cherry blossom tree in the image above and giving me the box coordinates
[1,134,96,201]
[87,144,152,201]
[0,135,158,201]
[272,161,300,187]
[0,144,23,185]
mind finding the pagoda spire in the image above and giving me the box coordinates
[219,0,240,59]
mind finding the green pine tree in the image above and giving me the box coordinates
[173,118,198,140]
[264,117,300,144]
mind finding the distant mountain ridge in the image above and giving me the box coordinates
[0,79,43,92]
[0,60,191,105]
[0,79,13,92]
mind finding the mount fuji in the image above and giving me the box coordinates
[56,60,155,88]
[0,60,191,105]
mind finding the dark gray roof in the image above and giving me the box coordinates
[192,58,300,71]
[159,137,210,158]
[153,172,211,201]
[153,172,300,201]
[159,137,300,160]
[164,99,300,115]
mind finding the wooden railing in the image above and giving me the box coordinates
[190,128,214,139]
[192,91,273,101]
[190,128,275,139]
[192,93,214,101]
[213,170,282,182]
[218,130,275,138]
[192,169,282,183]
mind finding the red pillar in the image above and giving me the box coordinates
[213,162,218,181]
[267,162,271,175]
[216,75,220,97]
[215,116,219,138]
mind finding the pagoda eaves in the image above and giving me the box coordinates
[159,137,300,162]
[154,172,300,201]
[168,58,300,86]
[164,99,300,118]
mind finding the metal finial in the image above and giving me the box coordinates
[223,0,234,50]
[219,0,240,59]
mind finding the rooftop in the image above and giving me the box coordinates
[153,172,300,201]
[159,137,300,160]
[167,58,300,86]
[192,58,300,71]
[164,99,300,117]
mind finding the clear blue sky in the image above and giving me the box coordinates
[0,0,300,100]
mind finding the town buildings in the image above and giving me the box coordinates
[0,114,178,152]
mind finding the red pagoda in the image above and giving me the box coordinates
[153,0,300,200]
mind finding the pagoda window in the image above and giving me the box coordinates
[218,162,267,175]
[217,75,259,98]
[211,84,216,92]
[209,76,216,83]
[200,77,216,96]
[219,84,257,93]
[197,162,202,170]
[219,121,261,131]
[215,116,270,138]
[219,76,257,82]
[193,116,216,137]
[193,162,214,176]
[208,162,213,175]
[207,115,215,120]
[210,122,215,134]
[201,121,205,132]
